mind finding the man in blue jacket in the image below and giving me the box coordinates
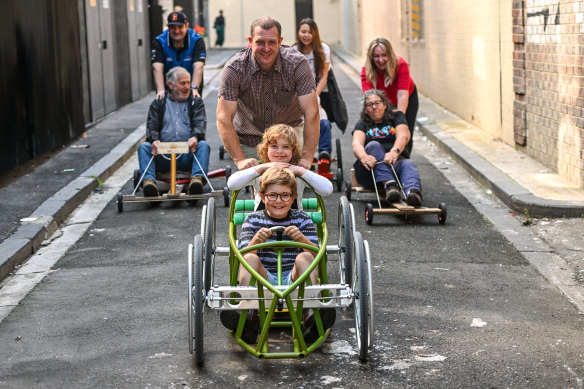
[151,11,206,100]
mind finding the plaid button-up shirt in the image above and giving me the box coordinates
[218,46,316,146]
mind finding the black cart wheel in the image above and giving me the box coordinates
[225,165,232,182]
[117,192,123,212]
[345,180,352,201]
[188,241,194,354]
[133,169,141,191]
[338,196,353,285]
[219,145,225,160]
[365,203,374,225]
[336,139,344,192]
[438,203,447,224]
[335,138,343,172]
[353,231,370,361]
[192,234,205,365]
[204,198,216,293]
[223,187,230,207]
[335,168,343,192]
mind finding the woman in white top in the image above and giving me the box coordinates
[293,18,330,96]
[293,18,333,159]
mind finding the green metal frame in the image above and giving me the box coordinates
[226,189,330,359]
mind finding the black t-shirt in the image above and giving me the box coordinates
[352,111,409,155]
[214,16,225,27]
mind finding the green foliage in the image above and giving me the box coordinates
[90,175,103,187]
[522,208,532,226]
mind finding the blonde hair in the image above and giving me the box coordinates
[259,167,297,195]
[257,124,302,164]
[365,37,398,88]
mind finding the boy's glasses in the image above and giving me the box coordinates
[365,100,383,108]
[263,192,292,201]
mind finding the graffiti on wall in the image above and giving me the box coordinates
[525,0,584,43]
[525,0,562,43]
[526,3,560,32]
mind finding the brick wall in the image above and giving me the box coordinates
[514,0,584,188]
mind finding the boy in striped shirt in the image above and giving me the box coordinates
[238,166,319,287]
[220,167,334,342]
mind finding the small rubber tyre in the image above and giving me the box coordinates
[363,239,375,353]
[345,180,352,201]
[338,196,353,285]
[352,231,370,361]
[188,242,194,354]
[219,145,225,160]
[133,169,141,191]
[204,198,216,293]
[336,168,343,192]
[225,165,232,182]
[335,138,343,172]
[438,203,447,224]
[365,203,374,225]
[223,187,230,207]
[192,234,205,365]
[117,192,123,212]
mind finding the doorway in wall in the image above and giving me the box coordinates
[295,0,313,27]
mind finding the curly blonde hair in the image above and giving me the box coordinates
[257,124,302,165]
[259,167,297,195]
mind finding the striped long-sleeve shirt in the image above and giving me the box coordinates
[238,209,319,274]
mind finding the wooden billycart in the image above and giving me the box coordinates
[345,164,447,225]
[116,142,231,212]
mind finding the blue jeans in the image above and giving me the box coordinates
[265,270,293,286]
[137,141,210,181]
[353,141,422,194]
[319,119,332,154]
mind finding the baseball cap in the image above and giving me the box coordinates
[167,11,188,26]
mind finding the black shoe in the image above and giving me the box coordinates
[384,183,400,203]
[220,310,258,344]
[188,176,204,195]
[142,179,159,197]
[302,308,336,343]
[318,150,331,162]
[406,190,422,207]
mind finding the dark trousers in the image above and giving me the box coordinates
[319,119,332,153]
[353,141,422,194]
[405,85,419,155]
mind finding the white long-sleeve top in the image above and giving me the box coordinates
[227,167,333,210]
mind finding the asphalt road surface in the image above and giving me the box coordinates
[1,63,584,388]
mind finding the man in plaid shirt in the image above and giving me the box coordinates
[217,16,319,171]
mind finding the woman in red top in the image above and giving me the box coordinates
[361,37,418,154]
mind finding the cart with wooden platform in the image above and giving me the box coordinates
[344,165,446,225]
[116,142,231,212]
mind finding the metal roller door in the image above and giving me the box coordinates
[85,0,116,121]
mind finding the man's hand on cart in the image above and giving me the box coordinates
[151,140,161,156]
[236,157,259,170]
[188,137,199,152]
[298,157,313,171]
